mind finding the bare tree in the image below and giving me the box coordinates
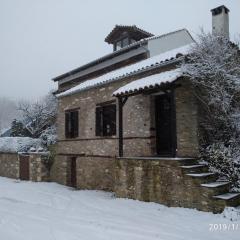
[18,92,57,138]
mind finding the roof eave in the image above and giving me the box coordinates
[57,56,184,99]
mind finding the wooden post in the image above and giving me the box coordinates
[118,97,123,157]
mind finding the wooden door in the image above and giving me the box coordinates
[155,92,176,156]
[19,155,29,180]
[70,157,77,188]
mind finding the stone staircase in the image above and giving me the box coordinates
[179,158,240,213]
[115,157,240,213]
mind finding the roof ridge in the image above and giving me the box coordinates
[105,24,154,43]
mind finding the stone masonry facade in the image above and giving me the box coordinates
[52,64,200,193]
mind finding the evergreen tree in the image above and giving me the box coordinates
[10,119,31,137]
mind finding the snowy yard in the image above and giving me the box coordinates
[0,177,239,240]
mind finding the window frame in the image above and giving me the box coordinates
[95,103,116,137]
[65,109,79,139]
[113,36,131,51]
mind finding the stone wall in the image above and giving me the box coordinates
[76,156,115,191]
[0,153,19,179]
[28,153,50,182]
[50,155,68,185]
[55,64,200,190]
[0,152,50,181]
[175,79,199,157]
[115,157,228,213]
[50,155,115,191]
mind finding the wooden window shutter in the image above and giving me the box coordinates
[109,104,116,135]
[65,112,71,138]
[72,111,79,138]
[95,107,102,136]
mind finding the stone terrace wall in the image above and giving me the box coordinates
[115,158,227,213]
[76,156,115,191]
[0,153,19,179]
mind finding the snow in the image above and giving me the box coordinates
[0,177,239,240]
[187,173,215,177]
[223,207,240,221]
[57,44,192,98]
[201,182,229,188]
[213,193,240,200]
[181,165,205,169]
[0,137,42,153]
[113,68,182,96]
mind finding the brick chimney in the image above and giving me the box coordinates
[211,5,230,39]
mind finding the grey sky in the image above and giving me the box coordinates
[0,0,239,100]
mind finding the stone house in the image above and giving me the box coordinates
[52,6,240,212]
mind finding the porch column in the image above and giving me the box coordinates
[117,96,128,157]
[118,97,123,157]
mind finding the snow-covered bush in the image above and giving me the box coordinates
[201,143,240,189]
[39,125,57,147]
[181,31,240,190]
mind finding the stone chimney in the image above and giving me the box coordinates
[211,5,230,39]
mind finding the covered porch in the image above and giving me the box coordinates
[113,68,199,158]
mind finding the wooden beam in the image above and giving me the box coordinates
[118,97,124,157]
[122,96,128,106]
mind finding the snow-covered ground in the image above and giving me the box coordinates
[0,177,239,240]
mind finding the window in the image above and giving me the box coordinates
[114,37,130,51]
[116,41,122,50]
[130,39,136,44]
[65,110,79,138]
[122,37,129,47]
[96,104,116,136]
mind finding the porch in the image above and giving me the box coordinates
[113,69,199,158]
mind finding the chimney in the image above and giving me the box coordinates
[211,5,230,39]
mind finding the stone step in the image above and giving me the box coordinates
[180,164,208,173]
[213,193,240,207]
[201,181,230,196]
[175,158,198,166]
[186,172,218,183]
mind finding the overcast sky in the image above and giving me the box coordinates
[0,0,239,101]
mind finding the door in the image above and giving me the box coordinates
[155,92,176,156]
[19,155,29,180]
[70,157,77,188]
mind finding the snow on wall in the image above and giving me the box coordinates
[0,137,43,153]
[57,44,193,98]
[113,68,183,96]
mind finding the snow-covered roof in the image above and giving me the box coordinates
[57,44,192,98]
[105,25,154,44]
[53,29,193,82]
[113,68,183,96]
[0,137,43,153]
